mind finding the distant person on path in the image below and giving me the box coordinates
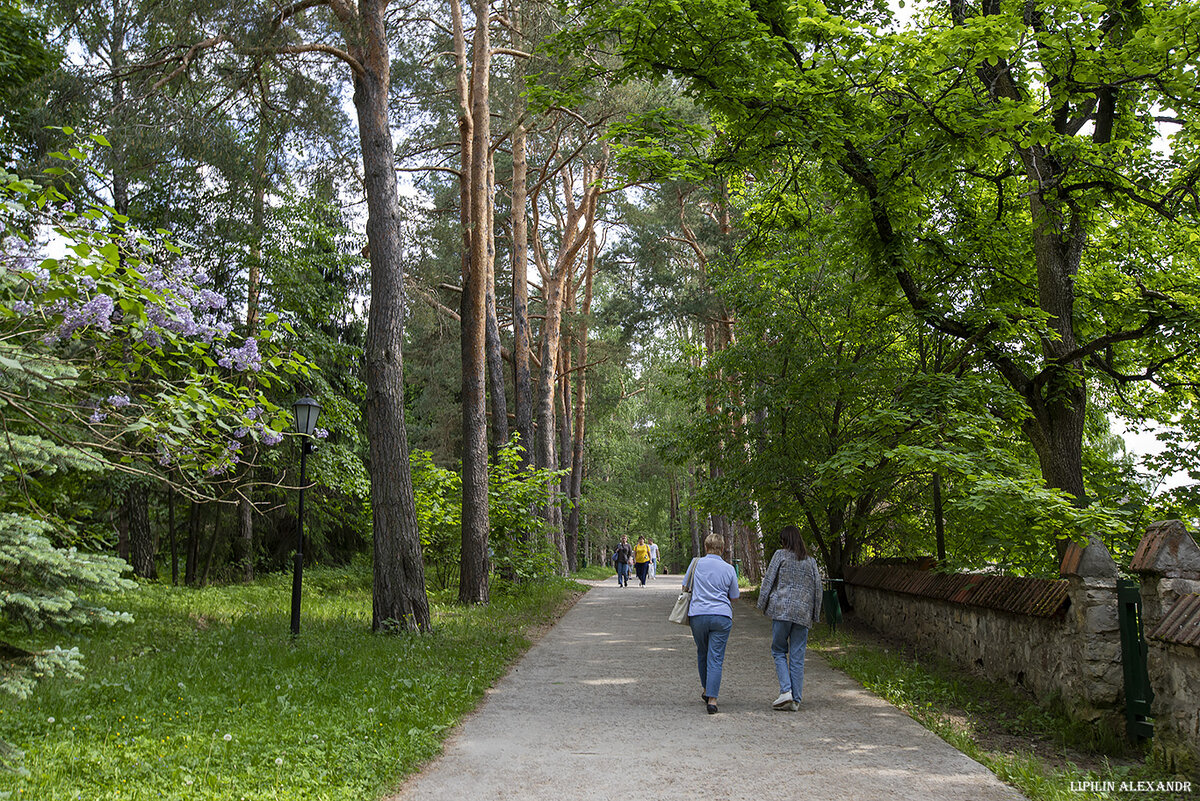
[633,536,652,586]
[648,539,659,579]
[614,536,633,587]
[757,524,823,711]
[685,533,739,714]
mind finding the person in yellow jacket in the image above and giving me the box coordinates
[633,536,652,586]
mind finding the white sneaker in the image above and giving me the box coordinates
[772,691,793,710]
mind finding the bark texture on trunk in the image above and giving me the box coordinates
[558,353,574,571]
[351,0,430,630]
[456,0,492,604]
[238,497,254,582]
[511,121,533,470]
[565,231,595,573]
[688,505,700,560]
[484,149,509,452]
[200,505,221,587]
[185,501,200,585]
[168,491,178,585]
[127,483,156,578]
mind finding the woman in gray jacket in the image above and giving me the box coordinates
[757,525,823,710]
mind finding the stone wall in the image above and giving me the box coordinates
[845,540,1123,726]
[845,523,1200,775]
[1132,520,1200,776]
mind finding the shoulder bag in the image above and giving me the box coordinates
[668,558,698,625]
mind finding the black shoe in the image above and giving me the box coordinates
[700,692,709,703]
[706,703,718,715]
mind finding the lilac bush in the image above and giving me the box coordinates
[0,145,313,490]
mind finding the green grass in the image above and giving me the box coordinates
[807,625,1194,801]
[570,564,615,581]
[0,566,581,800]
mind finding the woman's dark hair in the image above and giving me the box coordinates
[779,525,809,560]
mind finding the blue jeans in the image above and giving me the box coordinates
[690,614,732,699]
[616,561,629,586]
[771,620,810,700]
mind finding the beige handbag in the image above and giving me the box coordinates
[668,559,698,625]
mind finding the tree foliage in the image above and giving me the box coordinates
[569,0,1200,564]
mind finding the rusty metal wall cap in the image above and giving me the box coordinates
[843,564,1069,618]
[1130,520,1200,576]
[1149,593,1200,647]
[1059,535,1119,578]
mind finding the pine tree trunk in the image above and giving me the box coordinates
[485,149,509,452]
[669,476,679,554]
[200,505,222,587]
[353,0,430,630]
[688,506,700,560]
[238,497,254,582]
[185,501,200,586]
[559,353,574,572]
[565,232,595,575]
[128,483,155,578]
[117,501,129,563]
[535,267,566,570]
[509,48,532,470]
[456,0,492,605]
[168,491,178,585]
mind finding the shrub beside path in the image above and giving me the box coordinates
[387,575,1027,801]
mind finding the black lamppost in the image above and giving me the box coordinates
[290,397,321,637]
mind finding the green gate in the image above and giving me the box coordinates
[1117,579,1154,741]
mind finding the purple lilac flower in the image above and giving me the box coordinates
[12,300,33,315]
[199,318,233,344]
[166,302,200,337]
[78,275,97,291]
[262,429,283,446]
[89,409,107,424]
[107,394,131,408]
[28,266,50,290]
[314,428,329,440]
[234,426,251,438]
[246,406,261,421]
[197,289,226,310]
[3,238,38,277]
[62,201,76,214]
[143,267,170,294]
[55,294,115,340]
[217,338,261,372]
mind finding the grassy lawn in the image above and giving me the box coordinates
[806,621,1194,801]
[570,564,615,581]
[0,565,582,800]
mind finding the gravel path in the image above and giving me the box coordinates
[387,574,1027,801]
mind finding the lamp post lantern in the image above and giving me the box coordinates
[291,397,321,636]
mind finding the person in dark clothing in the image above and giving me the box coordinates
[613,536,633,587]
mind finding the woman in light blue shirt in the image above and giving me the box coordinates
[685,532,739,714]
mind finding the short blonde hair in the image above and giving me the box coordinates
[704,533,725,555]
